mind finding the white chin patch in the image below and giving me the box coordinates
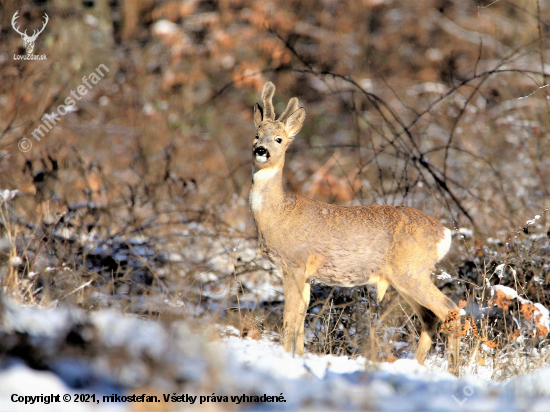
[255,155,268,163]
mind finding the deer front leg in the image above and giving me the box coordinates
[282,271,310,355]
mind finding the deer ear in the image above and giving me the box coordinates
[278,97,299,124]
[285,108,306,139]
[254,103,263,128]
[261,82,276,121]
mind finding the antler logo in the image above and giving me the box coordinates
[12,10,49,55]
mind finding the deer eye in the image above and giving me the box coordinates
[275,137,282,144]
[255,134,259,140]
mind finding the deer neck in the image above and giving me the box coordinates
[250,164,285,215]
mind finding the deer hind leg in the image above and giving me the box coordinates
[399,293,439,365]
[393,275,461,375]
[282,271,311,355]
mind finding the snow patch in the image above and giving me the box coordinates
[492,285,518,299]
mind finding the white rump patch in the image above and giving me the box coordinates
[436,227,452,260]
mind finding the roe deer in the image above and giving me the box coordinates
[249,82,461,374]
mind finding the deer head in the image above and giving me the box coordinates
[252,82,306,171]
[12,11,49,55]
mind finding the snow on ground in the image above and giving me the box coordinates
[1,300,550,411]
[215,335,549,411]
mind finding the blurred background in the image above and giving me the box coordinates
[0,0,549,382]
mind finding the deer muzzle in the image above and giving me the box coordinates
[253,146,270,163]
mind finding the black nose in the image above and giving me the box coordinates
[254,146,268,156]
